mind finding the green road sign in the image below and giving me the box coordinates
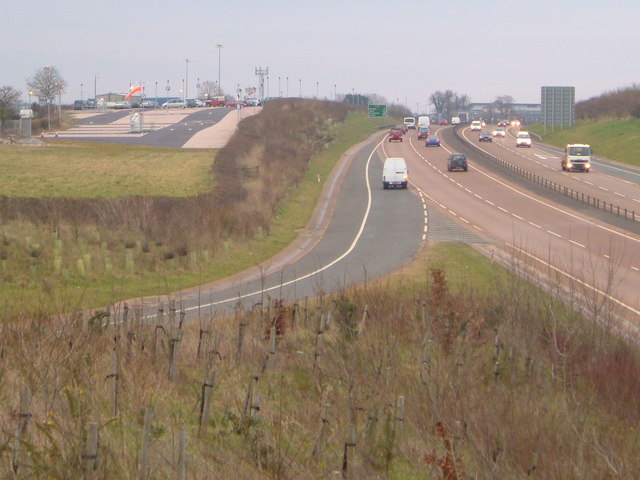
[368,104,387,118]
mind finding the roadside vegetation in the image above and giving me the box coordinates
[1,97,640,478]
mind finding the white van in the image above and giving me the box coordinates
[382,157,408,189]
[451,116,460,125]
[403,117,416,129]
[470,120,482,131]
[417,115,430,128]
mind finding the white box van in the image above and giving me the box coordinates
[417,115,430,128]
[451,116,460,125]
[382,157,408,189]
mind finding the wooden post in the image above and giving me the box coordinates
[12,386,32,475]
[177,429,186,480]
[83,422,99,478]
[394,395,405,454]
[303,296,309,328]
[243,367,260,418]
[236,319,248,364]
[313,333,323,372]
[138,407,153,480]
[108,350,119,415]
[363,408,378,461]
[311,403,330,457]
[341,423,357,479]
[198,366,217,436]
[168,326,182,380]
[268,326,276,355]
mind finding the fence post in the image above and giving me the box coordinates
[341,423,357,479]
[83,422,99,479]
[198,366,217,436]
[109,350,119,415]
[138,407,153,480]
[12,386,32,475]
[177,429,186,480]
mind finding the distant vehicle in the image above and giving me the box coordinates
[141,100,158,108]
[479,131,492,142]
[510,119,521,127]
[185,98,198,108]
[417,115,430,129]
[492,127,506,137]
[85,99,96,109]
[425,135,441,147]
[111,101,131,109]
[73,100,89,110]
[205,97,225,107]
[447,153,468,172]
[388,129,403,142]
[458,112,469,123]
[451,116,461,125]
[162,98,187,108]
[561,143,591,172]
[515,131,532,147]
[498,120,509,127]
[438,118,449,125]
[417,126,430,139]
[470,120,482,131]
[382,157,408,189]
[403,117,416,129]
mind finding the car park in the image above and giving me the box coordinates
[516,131,532,147]
[447,153,468,172]
[417,126,430,139]
[492,127,506,137]
[162,98,187,108]
[479,131,492,142]
[425,135,441,146]
[388,129,403,142]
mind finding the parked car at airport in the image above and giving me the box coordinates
[141,100,158,108]
[162,98,187,108]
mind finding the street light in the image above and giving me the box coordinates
[94,74,98,108]
[217,44,223,96]
[185,58,189,99]
[299,78,302,97]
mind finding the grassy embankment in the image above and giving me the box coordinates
[528,118,640,167]
[0,103,389,316]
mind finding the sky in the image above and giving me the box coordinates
[3,0,639,113]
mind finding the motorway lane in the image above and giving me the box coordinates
[138,134,426,319]
[459,126,640,220]
[384,127,640,334]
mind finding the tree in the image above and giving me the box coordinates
[199,80,224,99]
[27,65,68,131]
[429,90,470,118]
[0,86,21,133]
[493,95,514,120]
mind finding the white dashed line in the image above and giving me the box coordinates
[569,240,586,248]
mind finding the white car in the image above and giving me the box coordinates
[516,131,532,147]
[492,127,506,137]
[470,120,482,131]
[162,98,187,108]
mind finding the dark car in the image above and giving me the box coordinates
[388,129,403,142]
[425,135,441,146]
[479,131,492,142]
[417,126,430,139]
[447,153,468,172]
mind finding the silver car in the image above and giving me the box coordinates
[161,98,187,108]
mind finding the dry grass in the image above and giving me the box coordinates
[1,243,639,478]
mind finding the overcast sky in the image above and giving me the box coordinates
[3,0,639,112]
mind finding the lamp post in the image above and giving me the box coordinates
[216,44,223,96]
[80,83,83,102]
[94,74,98,109]
[299,79,302,97]
[185,58,189,99]
[278,76,281,97]
[155,81,158,108]
[334,84,337,101]
[316,81,319,99]
[28,90,33,108]
[286,77,289,97]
